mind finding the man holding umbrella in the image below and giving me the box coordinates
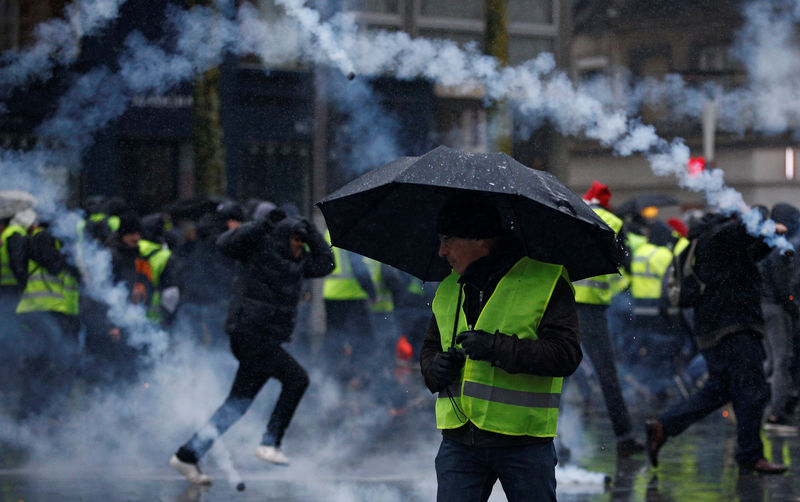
[318,146,621,501]
[419,192,581,502]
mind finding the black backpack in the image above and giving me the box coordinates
[662,239,706,309]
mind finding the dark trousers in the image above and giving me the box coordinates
[659,331,769,466]
[16,311,80,419]
[577,303,634,439]
[324,299,374,382]
[177,343,309,463]
[762,302,796,419]
[434,438,557,502]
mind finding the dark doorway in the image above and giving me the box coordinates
[117,139,180,214]
[237,139,311,214]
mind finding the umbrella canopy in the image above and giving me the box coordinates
[615,193,678,217]
[0,190,36,219]
[317,146,622,282]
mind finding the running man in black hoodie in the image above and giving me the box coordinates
[170,210,334,485]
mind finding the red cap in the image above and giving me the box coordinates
[667,218,688,238]
[583,180,612,209]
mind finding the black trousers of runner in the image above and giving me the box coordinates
[576,303,635,440]
[177,342,309,464]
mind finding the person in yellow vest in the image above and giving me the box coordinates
[91,213,154,385]
[574,181,644,457]
[1,208,32,315]
[138,213,180,326]
[323,231,377,386]
[0,207,34,414]
[15,216,82,419]
[420,192,581,502]
[628,221,688,402]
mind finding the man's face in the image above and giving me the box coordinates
[438,235,490,275]
[122,232,141,248]
[289,234,305,258]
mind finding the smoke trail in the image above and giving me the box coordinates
[0,0,127,94]
[326,70,403,178]
[268,0,793,249]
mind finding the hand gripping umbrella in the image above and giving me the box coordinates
[317,146,622,282]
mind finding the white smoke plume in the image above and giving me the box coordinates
[0,0,797,499]
[0,0,127,94]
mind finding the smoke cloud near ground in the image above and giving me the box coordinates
[0,0,797,498]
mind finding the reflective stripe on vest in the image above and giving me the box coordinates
[573,206,623,305]
[432,257,567,437]
[323,230,369,301]
[1,225,26,286]
[16,230,79,315]
[630,243,673,301]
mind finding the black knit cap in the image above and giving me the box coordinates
[117,212,142,236]
[436,191,503,239]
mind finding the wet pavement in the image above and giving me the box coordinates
[2,399,800,501]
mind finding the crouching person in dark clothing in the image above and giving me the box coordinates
[419,193,582,502]
[170,212,334,485]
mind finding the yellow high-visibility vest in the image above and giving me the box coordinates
[432,257,568,437]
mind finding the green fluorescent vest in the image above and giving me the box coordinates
[573,207,623,305]
[432,257,567,437]
[630,242,673,301]
[323,230,369,301]
[16,229,79,316]
[1,225,26,287]
[138,239,171,320]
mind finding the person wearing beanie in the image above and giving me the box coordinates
[15,217,82,419]
[419,191,582,502]
[85,212,152,386]
[170,211,334,484]
[758,202,800,434]
[576,184,645,458]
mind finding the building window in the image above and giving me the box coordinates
[0,0,20,51]
[343,0,400,14]
[418,29,482,48]
[420,0,484,20]
[508,36,553,65]
[697,45,732,72]
[239,139,311,212]
[508,0,553,25]
[786,147,795,180]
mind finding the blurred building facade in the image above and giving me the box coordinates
[569,0,800,210]
[0,0,568,213]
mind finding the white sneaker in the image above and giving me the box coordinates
[254,445,290,465]
[170,454,212,485]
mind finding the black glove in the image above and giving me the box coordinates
[455,330,495,361]
[432,347,466,389]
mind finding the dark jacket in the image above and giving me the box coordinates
[178,212,236,305]
[219,216,334,354]
[1,229,28,293]
[107,234,156,307]
[419,233,581,446]
[692,213,772,350]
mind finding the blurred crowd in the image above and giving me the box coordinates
[1,181,799,466]
[0,193,434,428]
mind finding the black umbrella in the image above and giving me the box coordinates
[317,146,622,282]
[615,193,678,217]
